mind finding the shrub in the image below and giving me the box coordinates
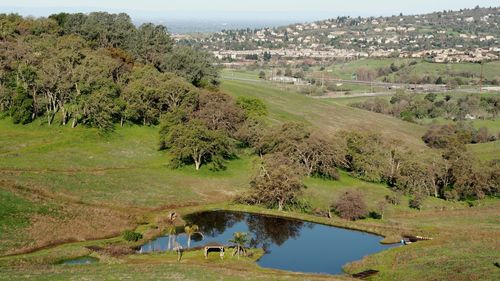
[258,71,266,79]
[236,97,267,118]
[466,200,478,208]
[122,230,143,242]
[400,110,415,122]
[409,193,426,210]
[385,193,401,205]
[424,92,437,102]
[10,86,33,125]
[368,211,382,219]
[331,190,368,221]
[291,198,313,214]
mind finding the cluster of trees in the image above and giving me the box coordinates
[238,122,499,211]
[351,92,499,125]
[245,54,258,60]
[423,123,497,147]
[275,67,305,79]
[355,67,377,82]
[158,94,267,171]
[374,61,479,86]
[0,13,219,129]
[342,130,499,201]
[331,188,429,221]
[159,92,243,170]
[238,122,346,178]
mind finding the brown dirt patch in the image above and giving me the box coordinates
[0,180,138,256]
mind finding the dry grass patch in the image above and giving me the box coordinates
[0,180,136,256]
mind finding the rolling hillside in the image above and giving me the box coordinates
[221,78,429,149]
[0,80,499,281]
[0,76,432,255]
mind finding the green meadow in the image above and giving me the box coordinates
[0,77,498,281]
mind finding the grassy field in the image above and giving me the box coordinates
[0,113,409,256]
[388,61,500,82]
[0,119,253,208]
[325,91,500,161]
[0,118,256,256]
[469,141,500,162]
[0,189,42,254]
[221,78,428,149]
[345,198,500,281]
[314,58,411,80]
[223,68,389,94]
[418,117,500,136]
[0,76,499,280]
[311,59,500,83]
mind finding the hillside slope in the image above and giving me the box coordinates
[221,79,428,149]
[0,83,498,281]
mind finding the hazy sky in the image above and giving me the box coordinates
[1,0,498,21]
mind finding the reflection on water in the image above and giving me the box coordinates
[139,211,397,274]
[187,211,245,237]
[245,214,307,250]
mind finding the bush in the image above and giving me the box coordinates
[409,193,426,210]
[385,193,401,205]
[424,92,437,102]
[465,200,478,208]
[400,110,415,122]
[122,230,143,242]
[258,71,266,79]
[331,190,368,221]
[236,97,267,118]
[290,198,313,214]
[368,211,382,219]
[10,86,33,125]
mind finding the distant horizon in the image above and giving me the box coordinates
[1,1,499,34]
[1,0,498,21]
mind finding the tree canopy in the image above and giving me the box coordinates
[243,153,306,211]
[0,12,219,130]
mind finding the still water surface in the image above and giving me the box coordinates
[62,256,98,265]
[139,211,396,274]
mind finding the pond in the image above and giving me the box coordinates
[61,256,99,265]
[139,211,397,275]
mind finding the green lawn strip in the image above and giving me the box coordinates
[468,141,500,161]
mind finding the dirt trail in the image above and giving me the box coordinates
[0,166,139,174]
